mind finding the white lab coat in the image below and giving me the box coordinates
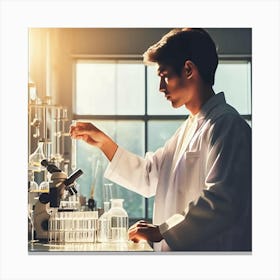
[104,92,252,251]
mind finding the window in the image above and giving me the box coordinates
[214,60,251,115]
[75,61,145,115]
[73,58,251,221]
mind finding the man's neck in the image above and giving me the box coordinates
[186,86,215,115]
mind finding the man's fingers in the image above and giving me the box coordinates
[128,227,147,243]
[131,238,140,243]
[128,228,138,240]
[76,121,90,127]
[128,221,148,234]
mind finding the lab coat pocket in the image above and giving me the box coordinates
[184,151,201,180]
[184,151,200,158]
[182,151,202,200]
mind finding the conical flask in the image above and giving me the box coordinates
[29,141,45,172]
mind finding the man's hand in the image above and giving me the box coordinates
[69,122,118,161]
[128,220,163,243]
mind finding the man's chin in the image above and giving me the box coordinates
[171,101,182,108]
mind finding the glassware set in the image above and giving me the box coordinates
[48,210,98,243]
[48,198,129,244]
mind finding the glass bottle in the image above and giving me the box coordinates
[107,199,128,243]
[98,201,111,243]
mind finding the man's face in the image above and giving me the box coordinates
[157,64,192,109]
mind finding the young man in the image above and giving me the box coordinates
[70,28,252,251]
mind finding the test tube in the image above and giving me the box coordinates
[71,120,77,172]
[61,108,68,158]
[53,212,59,243]
[64,212,70,242]
[103,183,113,203]
[48,214,53,243]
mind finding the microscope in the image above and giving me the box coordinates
[33,159,83,240]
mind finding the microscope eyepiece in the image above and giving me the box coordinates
[41,159,62,173]
[41,159,49,167]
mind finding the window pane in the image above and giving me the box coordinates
[147,120,184,151]
[246,120,252,127]
[147,120,184,219]
[214,61,251,115]
[75,61,145,115]
[147,65,189,115]
[116,63,145,115]
[76,120,145,219]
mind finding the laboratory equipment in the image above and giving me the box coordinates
[28,170,39,192]
[28,81,78,244]
[33,160,83,240]
[103,183,113,203]
[88,180,97,211]
[40,159,64,198]
[28,80,37,102]
[29,141,45,172]
[41,160,82,207]
[29,141,45,193]
[107,199,129,242]
[41,158,61,173]
[28,98,69,171]
[71,138,77,172]
[97,201,111,243]
[31,117,41,139]
[39,180,49,192]
[48,210,98,243]
[28,203,37,243]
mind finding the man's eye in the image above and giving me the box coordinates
[159,76,168,83]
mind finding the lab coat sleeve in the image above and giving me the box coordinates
[159,114,252,250]
[104,145,164,198]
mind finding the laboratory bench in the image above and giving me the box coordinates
[28,240,153,253]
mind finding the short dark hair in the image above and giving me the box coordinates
[143,28,218,86]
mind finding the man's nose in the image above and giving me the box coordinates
[159,77,167,93]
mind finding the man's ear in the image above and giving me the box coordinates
[184,60,195,78]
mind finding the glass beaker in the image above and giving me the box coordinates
[107,199,128,243]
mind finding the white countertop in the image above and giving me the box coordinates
[29,240,153,252]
